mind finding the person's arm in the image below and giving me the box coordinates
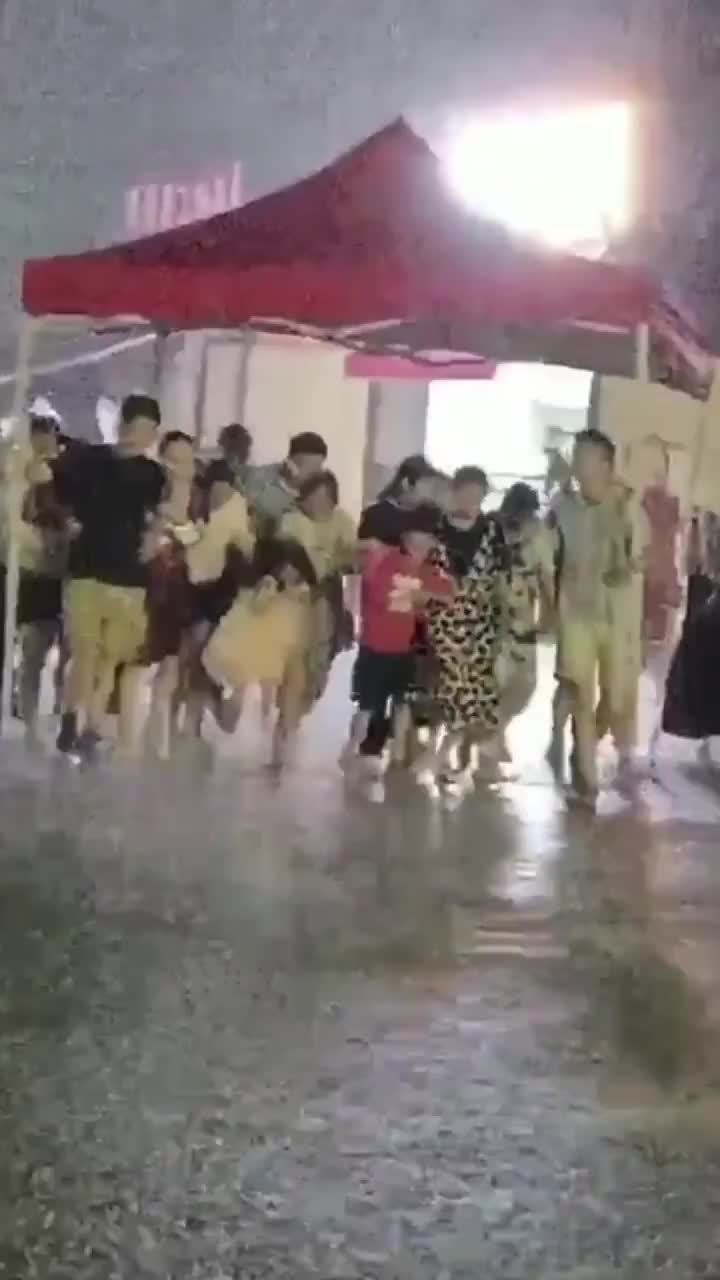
[334,510,359,572]
[278,509,302,544]
[48,445,87,512]
[629,503,652,575]
[361,549,395,611]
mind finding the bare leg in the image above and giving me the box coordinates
[53,635,68,716]
[412,722,444,783]
[116,664,147,758]
[211,686,245,734]
[87,656,122,737]
[273,658,304,769]
[548,680,573,777]
[438,729,464,776]
[341,709,371,766]
[390,702,412,767]
[260,681,275,725]
[180,623,212,740]
[63,641,100,723]
[146,656,180,759]
[19,621,56,744]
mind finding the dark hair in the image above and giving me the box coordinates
[499,481,539,525]
[121,394,161,427]
[289,431,328,460]
[201,458,235,489]
[574,427,615,466]
[400,502,441,539]
[252,536,318,589]
[378,454,437,501]
[219,422,252,461]
[159,430,194,455]
[29,414,59,437]
[453,465,488,491]
[298,469,339,508]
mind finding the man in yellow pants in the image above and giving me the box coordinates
[49,395,165,758]
[550,429,639,806]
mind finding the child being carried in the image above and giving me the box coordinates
[202,538,317,766]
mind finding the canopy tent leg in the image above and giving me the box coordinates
[236,328,256,423]
[361,381,382,507]
[635,322,650,383]
[1,315,40,733]
[151,327,169,396]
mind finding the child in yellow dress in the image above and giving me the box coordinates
[202,538,317,766]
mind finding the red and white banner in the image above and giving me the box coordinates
[124,162,242,238]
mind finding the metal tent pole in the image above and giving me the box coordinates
[635,323,650,383]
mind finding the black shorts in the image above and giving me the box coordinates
[353,647,414,714]
[0,566,62,627]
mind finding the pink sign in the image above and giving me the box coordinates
[124,162,242,237]
[345,353,497,381]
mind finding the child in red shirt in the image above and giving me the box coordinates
[344,505,454,771]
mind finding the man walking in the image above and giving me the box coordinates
[550,428,638,805]
[51,394,165,757]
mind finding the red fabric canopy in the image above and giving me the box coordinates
[24,120,656,329]
[21,119,712,396]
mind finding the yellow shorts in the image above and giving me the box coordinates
[64,579,147,668]
[556,616,625,716]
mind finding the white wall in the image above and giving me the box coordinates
[201,334,370,521]
[163,333,434,519]
[595,375,720,514]
[427,365,591,481]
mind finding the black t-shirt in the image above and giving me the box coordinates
[53,445,164,587]
[358,499,410,547]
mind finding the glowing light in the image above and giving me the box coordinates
[445,102,633,251]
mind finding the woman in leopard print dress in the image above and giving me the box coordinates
[426,467,506,769]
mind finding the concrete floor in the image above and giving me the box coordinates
[2,646,720,1276]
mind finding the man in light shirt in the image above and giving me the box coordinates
[549,428,641,804]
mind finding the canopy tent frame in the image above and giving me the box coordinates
[0,309,658,733]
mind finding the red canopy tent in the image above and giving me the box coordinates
[2,118,713,728]
[21,118,711,393]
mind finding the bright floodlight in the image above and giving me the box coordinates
[445,102,633,251]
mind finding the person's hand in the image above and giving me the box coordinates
[141,525,170,562]
[603,567,631,588]
[25,459,53,486]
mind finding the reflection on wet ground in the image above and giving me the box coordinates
[2,651,720,1274]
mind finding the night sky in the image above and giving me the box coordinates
[1,0,718,341]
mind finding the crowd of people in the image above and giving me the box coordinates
[0,398,708,809]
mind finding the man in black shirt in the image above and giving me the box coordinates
[52,394,165,755]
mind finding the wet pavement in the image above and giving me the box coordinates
[2,648,720,1276]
